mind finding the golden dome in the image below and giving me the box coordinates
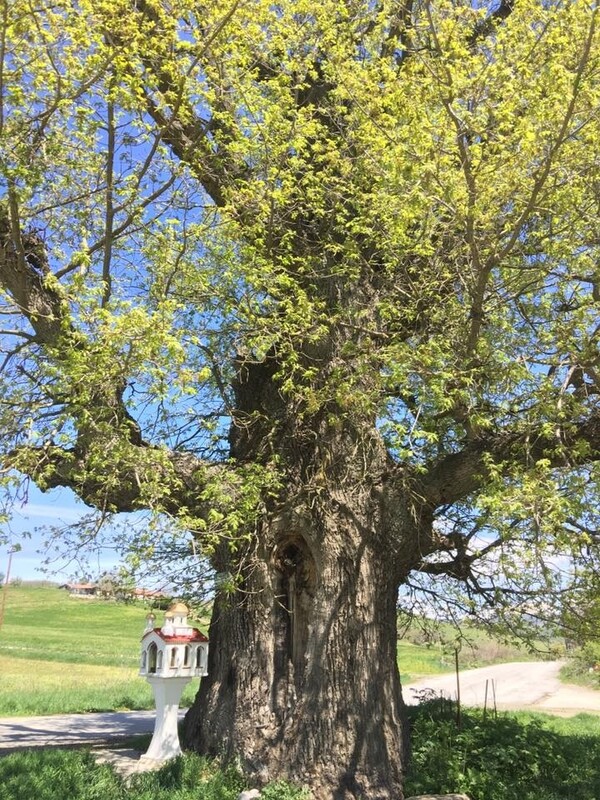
[166,601,188,616]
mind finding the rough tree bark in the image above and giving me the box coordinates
[184,504,411,800]
[182,359,431,799]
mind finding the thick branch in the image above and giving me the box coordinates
[0,202,63,344]
[420,411,600,509]
[121,0,249,209]
[0,202,241,531]
[7,441,227,519]
[140,94,227,207]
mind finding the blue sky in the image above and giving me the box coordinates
[1,484,121,583]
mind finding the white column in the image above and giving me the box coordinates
[140,676,191,764]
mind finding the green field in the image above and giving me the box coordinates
[0,584,201,715]
[397,640,454,683]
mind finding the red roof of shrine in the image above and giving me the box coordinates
[142,627,208,644]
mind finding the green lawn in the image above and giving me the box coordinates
[0,584,201,715]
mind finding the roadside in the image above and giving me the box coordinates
[0,709,161,754]
[403,660,600,715]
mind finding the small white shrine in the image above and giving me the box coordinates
[139,602,209,764]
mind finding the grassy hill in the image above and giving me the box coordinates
[0,583,146,667]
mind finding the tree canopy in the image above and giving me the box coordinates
[2,0,600,796]
[2,0,600,610]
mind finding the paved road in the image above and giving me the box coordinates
[0,709,180,753]
[403,660,600,715]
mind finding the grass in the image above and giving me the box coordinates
[405,701,600,800]
[0,750,245,800]
[0,750,310,800]
[0,654,157,715]
[397,640,455,683]
[0,584,150,667]
[0,584,201,716]
[1,709,599,800]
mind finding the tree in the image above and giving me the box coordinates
[97,569,131,600]
[1,1,600,797]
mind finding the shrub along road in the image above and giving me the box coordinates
[404,660,600,714]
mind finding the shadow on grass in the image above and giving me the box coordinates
[0,749,244,800]
[2,704,599,800]
[0,749,122,800]
[405,696,600,800]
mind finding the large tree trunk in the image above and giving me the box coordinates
[183,494,415,799]
[183,355,423,799]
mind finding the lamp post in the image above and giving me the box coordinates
[0,545,19,634]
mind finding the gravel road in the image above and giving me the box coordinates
[403,660,600,715]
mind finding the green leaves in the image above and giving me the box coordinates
[2,0,600,611]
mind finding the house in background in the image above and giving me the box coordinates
[59,582,99,597]
[133,587,169,603]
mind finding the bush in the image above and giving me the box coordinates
[561,642,600,688]
[405,698,600,800]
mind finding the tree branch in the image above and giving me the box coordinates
[116,0,248,209]
[0,203,235,521]
[7,440,225,518]
[0,201,65,344]
[420,410,600,509]
[416,534,503,581]
[468,0,515,47]
[101,91,116,308]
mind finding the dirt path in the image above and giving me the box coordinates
[403,660,600,715]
